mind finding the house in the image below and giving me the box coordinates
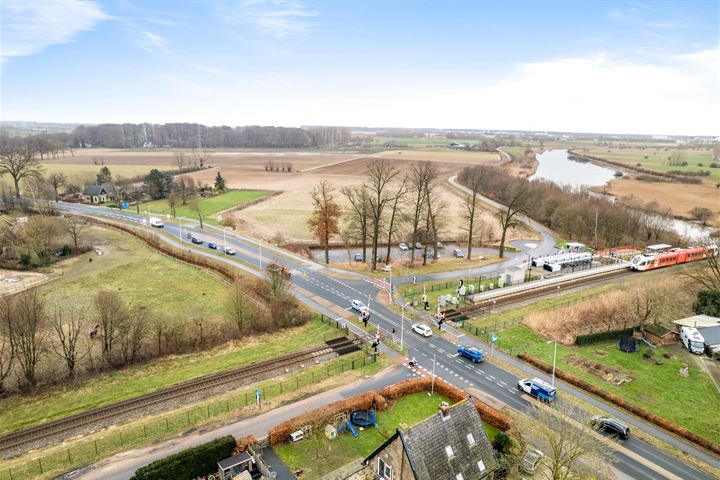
[217,451,254,480]
[81,183,118,204]
[363,398,498,480]
[448,142,467,149]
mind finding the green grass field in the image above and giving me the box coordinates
[581,147,719,183]
[141,189,269,224]
[373,136,480,147]
[0,319,340,435]
[42,226,228,319]
[478,325,720,444]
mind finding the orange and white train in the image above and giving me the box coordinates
[630,244,717,271]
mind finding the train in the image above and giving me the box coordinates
[630,244,717,271]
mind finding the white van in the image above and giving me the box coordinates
[149,217,164,228]
[680,326,705,355]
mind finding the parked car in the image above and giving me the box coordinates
[224,247,236,255]
[452,248,465,258]
[458,345,484,363]
[423,250,435,259]
[191,236,203,244]
[414,242,423,249]
[208,242,218,250]
[354,253,363,262]
[520,450,544,474]
[412,323,432,337]
[590,415,630,439]
[351,299,368,314]
[149,217,164,228]
[399,242,409,251]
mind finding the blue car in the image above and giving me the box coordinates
[458,345,484,363]
[208,242,218,250]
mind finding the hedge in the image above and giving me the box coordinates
[96,219,242,282]
[517,353,720,455]
[268,377,513,445]
[131,435,236,480]
[575,327,634,345]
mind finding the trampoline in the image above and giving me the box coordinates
[351,410,377,427]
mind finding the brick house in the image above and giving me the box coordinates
[363,398,498,480]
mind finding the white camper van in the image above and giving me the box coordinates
[149,217,164,228]
[680,326,705,355]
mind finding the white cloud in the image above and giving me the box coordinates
[218,0,316,38]
[137,31,169,54]
[0,0,108,60]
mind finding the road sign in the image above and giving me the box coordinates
[121,201,128,209]
[255,389,261,408]
[491,334,498,344]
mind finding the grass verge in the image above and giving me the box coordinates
[141,189,269,225]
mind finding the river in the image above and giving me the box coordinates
[530,149,711,241]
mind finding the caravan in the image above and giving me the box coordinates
[680,327,705,355]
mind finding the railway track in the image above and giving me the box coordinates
[0,336,362,454]
[444,266,634,322]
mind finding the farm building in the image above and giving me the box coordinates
[363,398,498,480]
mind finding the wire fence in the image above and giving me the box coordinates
[0,354,373,480]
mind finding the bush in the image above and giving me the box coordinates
[642,348,654,359]
[710,162,719,169]
[575,328,634,346]
[694,290,720,317]
[132,435,236,480]
[516,353,720,455]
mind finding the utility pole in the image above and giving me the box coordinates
[594,208,598,251]
[430,354,436,396]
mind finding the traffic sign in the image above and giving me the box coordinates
[491,334,498,344]
[121,201,128,209]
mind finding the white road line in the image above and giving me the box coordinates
[451,353,460,357]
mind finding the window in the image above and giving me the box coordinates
[378,459,393,480]
[466,432,476,446]
[478,460,486,472]
[445,445,455,458]
[456,474,464,480]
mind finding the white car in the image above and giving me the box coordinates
[149,217,164,228]
[399,243,409,251]
[351,299,368,314]
[412,323,432,337]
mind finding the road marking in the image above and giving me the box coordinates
[451,353,460,357]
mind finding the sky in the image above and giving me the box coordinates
[1,0,718,136]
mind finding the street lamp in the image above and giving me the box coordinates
[400,301,410,352]
[547,340,557,387]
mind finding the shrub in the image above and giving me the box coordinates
[516,353,720,455]
[575,328,634,346]
[694,290,720,317]
[235,434,257,453]
[642,348,654,359]
[132,435,236,480]
[710,162,719,168]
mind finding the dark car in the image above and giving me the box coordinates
[591,415,630,439]
[191,237,203,245]
[354,253,363,262]
[208,242,218,250]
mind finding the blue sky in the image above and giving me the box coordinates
[1,0,718,135]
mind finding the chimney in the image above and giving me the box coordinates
[399,422,409,432]
[438,401,450,417]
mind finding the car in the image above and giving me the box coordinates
[591,415,630,439]
[414,242,423,249]
[208,242,218,250]
[354,253,363,262]
[412,323,432,337]
[423,250,435,259]
[399,242,409,251]
[224,247,236,255]
[458,345,484,363]
[520,450,544,474]
[452,248,465,258]
[191,236,203,244]
[149,217,164,228]
[351,299,368,313]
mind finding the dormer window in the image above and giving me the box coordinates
[456,474,464,480]
[478,459,486,472]
[467,432,476,446]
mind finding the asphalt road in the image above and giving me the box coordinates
[54,201,719,480]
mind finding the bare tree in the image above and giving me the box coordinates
[189,196,204,228]
[384,179,407,263]
[0,137,43,198]
[192,147,209,168]
[366,159,399,270]
[174,151,186,171]
[226,281,255,333]
[167,190,179,218]
[686,246,720,293]
[119,307,148,364]
[0,299,16,395]
[308,180,341,264]
[519,400,614,480]
[408,162,437,266]
[496,180,532,258]
[266,262,290,298]
[94,291,128,366]
[9,291,48,388]
[50,302,87,379]
[47,173,67,201]
[62,215,89,250]
[462,166,486,260]
[341,185,371,262]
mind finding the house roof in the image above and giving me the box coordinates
[365,398,498,480]
[673,315,720,328]
[82,183,116,196]
[698,326,720,346]
[217,451,251,470]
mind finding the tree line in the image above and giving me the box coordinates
[458,165,680,249]
[0,262,307,394]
